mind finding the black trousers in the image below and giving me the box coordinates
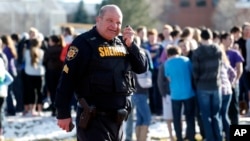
[76,107,124,141]
[229,87,239,125]
[0,97,4,129]
[45,69,61,112]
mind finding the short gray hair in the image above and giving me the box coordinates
[98,4,122,17]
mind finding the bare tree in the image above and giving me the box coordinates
[213,0,250,31]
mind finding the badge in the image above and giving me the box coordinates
[66,46,79,61]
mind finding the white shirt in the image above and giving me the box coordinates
[24,49,45,76]
[0,59,13,97]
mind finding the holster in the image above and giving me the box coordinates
[124,98,132,121]
[115,96,132,124]
[116,109,128,124]
[78,98,96,129]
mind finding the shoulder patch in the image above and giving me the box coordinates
[66,46,79,61]
[63,64,69,74]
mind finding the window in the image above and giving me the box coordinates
[180,0,190,7]
[196,0,206,7]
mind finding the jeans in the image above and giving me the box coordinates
[194,95,205,139]
[132,94,151,126]
[197,90,223,141]
[172,97,195,141]
[221,94,232,141]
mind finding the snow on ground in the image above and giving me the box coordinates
[2,112,250,141]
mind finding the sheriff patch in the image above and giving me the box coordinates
[66,46,79,61]
[98,46,127,57]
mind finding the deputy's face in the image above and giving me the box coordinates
[96,7,122,40]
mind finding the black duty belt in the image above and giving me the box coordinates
[77,98,129,124]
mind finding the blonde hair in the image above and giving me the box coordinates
[29,27,39,39]
[1,35,18,59]
[29,38,41,68]
[193,28,201,43]
[163,24,173,32]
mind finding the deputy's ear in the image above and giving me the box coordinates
[96,16,100,23]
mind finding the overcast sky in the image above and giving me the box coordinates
[62,0,103,4]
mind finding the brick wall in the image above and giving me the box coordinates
[167,0,216,28]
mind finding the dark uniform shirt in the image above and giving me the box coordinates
[55,27,148,119]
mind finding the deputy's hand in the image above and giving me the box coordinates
[122,25,136,47]
[57,118,73,132]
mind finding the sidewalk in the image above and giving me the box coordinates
[3,112,250,141]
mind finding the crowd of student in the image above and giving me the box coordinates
[0,26,78,140]
[0,22,249,141]
[1,26,77,115]
[125,22,250,141]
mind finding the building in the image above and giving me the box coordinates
[165,0,219,28]
[0,0,66,35]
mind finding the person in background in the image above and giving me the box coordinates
[221,32,243,124]
[63,26,75,45]
[246,36,250,115]
[1,35,18,116]
[144,28,164,116]
[219,45,236,141]
[157,48,174,141]
[179,39,205,140]
[161,24,173,48]
[235,22,250,114]
[136,25,148,48]
[43,35,65,116]
[192,28,223,141]
[180,27,198,51]
[164,46,196,141]
[193,28,202,45]
[23,38,45,116]
[230,26,242,42]
[0,59,13,141]
[10,33,24,113]
[170,29,182,46]
[132,36,152,141]
[0,39,14,141]
[159,24,173,63]
[212,30,221,45]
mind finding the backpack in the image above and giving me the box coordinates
[136,70,152,88]
[135,48,153,89]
